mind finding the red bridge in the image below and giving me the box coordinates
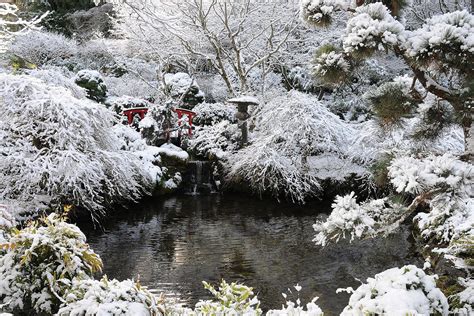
[122,107,196,137]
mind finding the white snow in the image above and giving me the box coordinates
[340,265,449,316]
[227,96,259,105]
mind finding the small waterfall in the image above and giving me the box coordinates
[184,160,216,195]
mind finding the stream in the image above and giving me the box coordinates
[77,194,423,315]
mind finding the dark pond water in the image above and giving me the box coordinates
[77,194,422,315]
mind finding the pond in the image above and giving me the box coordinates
[77,194,422,315]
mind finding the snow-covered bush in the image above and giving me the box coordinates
[340,265,449,315]
[225,91,352,203]
[405,10,474,72]
[314,153,473,271]
[57,277,163,316]
[301,0,348,26]
[267,285,323,316]
[0,4,47,54]
[0,213,102,314]
[389,154,473,264]
[188,120,240,160]
[364,79,418,125]
[139,102,177,147]
[10,31,78,67]
[26,66,88,99]
[112,124,163,185]
[164,72,204,107]
[194,281,261,315]
[75,69,108,102]
[313,192,399,246]
[169,280,262,315]
[285,66,317,93]
[0,205,15,244]
[343,3,405,57]
[312,44,351,84]
[193,102,236,126]
[0,74,152,217]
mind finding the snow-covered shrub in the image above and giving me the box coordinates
[10,31,78,67]
[314,153,472,270]
[364,79,418,125]
[0,74,152,217]
[164,72,204,107]
[225,91,352,203]
[312,44,351,84]
[313,192,398,246]
[57,277,163,316]
[451,278,474,315]
[185,280,262,315]
[343,3,405,57]
[0,205,15,244]
[285,66,316,93]
[301,0,348,26]
[405,10,474,72]
[0,3,47,54]
[112,124,163,185]
[193,102,236,126]
[267,285,323,316]
[340,265,449,315]
[0,213,102,314]
[139,102,177,147]
[389,154,473,261]
[188,120,240,160]
[75,69,108,102]
[26,66,88,99]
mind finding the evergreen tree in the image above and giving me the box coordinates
[302,0,473,160]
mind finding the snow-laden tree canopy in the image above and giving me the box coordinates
[225,90,353,203]
[0,74,153,218]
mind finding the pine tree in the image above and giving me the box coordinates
[303,1,473,161]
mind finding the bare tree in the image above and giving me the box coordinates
[118,0,298,96]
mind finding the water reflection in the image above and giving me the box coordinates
[78,195,422,315]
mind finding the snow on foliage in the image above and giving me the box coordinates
[313,192,391,246]
[10,31,78,66]
[389,154,473,267]
[225,91,354,203]
[0,213,102,314]
[301,0,348,26]
[193,102,236,126]
[194,280,262,315]
[0,74,152,218]
[314,153,473,274]
[405,10,474,69]
[0,4,47,54]
[26,66,88,100]
[451,278,474,315]
[189,120,239,160]
[112,124,163,184]
[340,265,449,315]
[388,154,472,195]
[164,72,204,100]
[343,3,405,56]
[267,286,323,316]
[312,49,350,84]
[0,204,15,244]
[57,277,163,316]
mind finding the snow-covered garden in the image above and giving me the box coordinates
[0,0,472,315]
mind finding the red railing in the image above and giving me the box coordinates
[122,107,196,137]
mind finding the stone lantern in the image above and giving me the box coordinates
[228,96,259,147]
